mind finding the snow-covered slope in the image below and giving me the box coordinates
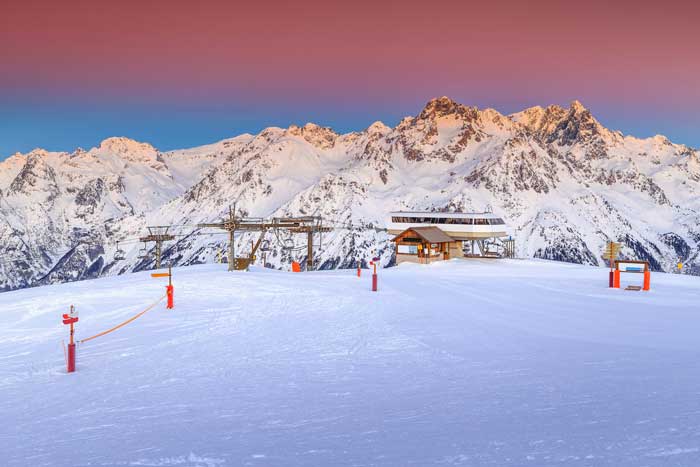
[3,261,700,466]
[2,97,699,290]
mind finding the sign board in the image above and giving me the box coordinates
[616,260,648,273]
[62,315,78,325]
[602,242,621,260]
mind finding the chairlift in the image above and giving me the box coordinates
[114,241,126,261]
[282,238,294,251]
[138,244,149,259]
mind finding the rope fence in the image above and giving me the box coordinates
[79,295,166,344]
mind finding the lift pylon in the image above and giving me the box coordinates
[139,226,175,269]
[198,210,331,271]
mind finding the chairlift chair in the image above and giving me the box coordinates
[114,241,126,261]
[138,244,149,259]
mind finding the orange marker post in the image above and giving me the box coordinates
[151,266,174,309]
[643,270,651,291]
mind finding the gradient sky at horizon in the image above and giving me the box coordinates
[1,0,699,158]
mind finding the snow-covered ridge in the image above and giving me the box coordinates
[1,97,699,291]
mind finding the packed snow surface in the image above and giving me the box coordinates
[2,259,700,466]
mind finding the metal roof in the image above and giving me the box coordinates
[392,226,455,243]
[389,211,501,219]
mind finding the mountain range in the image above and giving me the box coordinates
[1,97,698,291]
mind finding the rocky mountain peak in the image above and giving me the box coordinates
[545,100,605,146]
[569,99,587,113]
[96,137,161,163]
[418,96,476,120]
[511,100,605,147]
[286,123,338,150]
[7,150,59,198]
[366,121,391,135]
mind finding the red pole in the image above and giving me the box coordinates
[166,285,174,309]
[63,306,79,373]
[166,266,174,309]
[67,343,76,373]
[371,261,378,292]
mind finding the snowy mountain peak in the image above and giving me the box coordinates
[286,123,338,149]
[366,121,391,135]
[510,100,607,147]
[419,96,472,119]
[7,150,59,200]
[96,137,161,162]
[569,99,587,113]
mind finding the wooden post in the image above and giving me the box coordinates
[307,231,313,271]
[228,229,235,271]
[155,241,162,269]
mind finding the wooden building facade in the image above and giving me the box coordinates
[392,226,463,264]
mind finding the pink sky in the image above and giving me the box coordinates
[1,0,698,154]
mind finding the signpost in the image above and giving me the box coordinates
[62,305,79,373]
[603,241,621,288]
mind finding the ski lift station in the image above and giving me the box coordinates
[387,211,514,264]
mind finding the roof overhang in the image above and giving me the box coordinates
[392,226,456,243]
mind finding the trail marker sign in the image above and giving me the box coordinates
[604,242,621,288]
[602,242,621,261]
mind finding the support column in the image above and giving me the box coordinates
[155,241,162,269]
[228,229,235,271]
[307,231,314,271]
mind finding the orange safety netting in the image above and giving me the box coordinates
[79,295,166,344]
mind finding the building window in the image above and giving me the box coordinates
[398,244,419,254]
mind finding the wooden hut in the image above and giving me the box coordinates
[392,226,459,264]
